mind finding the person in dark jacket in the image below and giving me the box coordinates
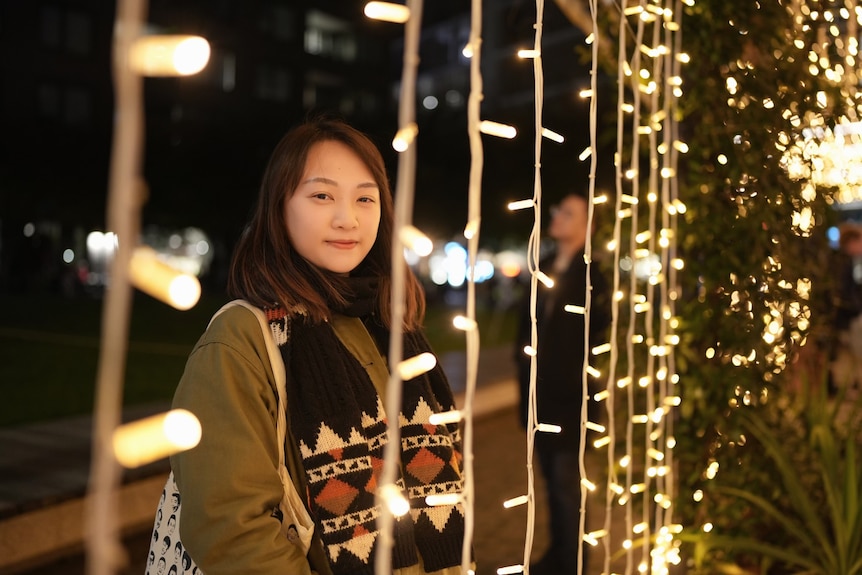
[830,222,862,391]
[513,191,610,575]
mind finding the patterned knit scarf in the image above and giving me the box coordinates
[266,289,465,574]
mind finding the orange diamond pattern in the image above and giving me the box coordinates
[406,447,445,484]
[315,478,359,516]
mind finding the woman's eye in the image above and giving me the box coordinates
[358,196,376,203]
[312,193,329,200]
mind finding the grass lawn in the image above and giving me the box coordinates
[0,291,516,427]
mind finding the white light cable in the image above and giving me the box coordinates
[521,0,545,571]
[86,1,147,573]
[377,1,423,573]
[460,0,485,572]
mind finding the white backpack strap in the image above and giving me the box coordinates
[212,299,313,552]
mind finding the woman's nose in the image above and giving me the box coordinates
[333,201,358,228]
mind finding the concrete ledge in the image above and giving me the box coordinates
[455,378,518,419]
[0,473,168,574]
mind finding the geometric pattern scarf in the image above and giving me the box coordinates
[267,307,466,575]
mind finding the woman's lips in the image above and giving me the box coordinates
[327,240,358,249]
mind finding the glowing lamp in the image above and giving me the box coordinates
[452,315,477,331]
[392,123,418,152]
[535,271,554,288]
[397,352,437,380]
[429,410,463,425]
[425,493,461,506]
[479,120,517,139]
[507,199,534,211]
[129,35,210,76]
[130,246,201,310]
[399,225,432,256]
[113,409,201,468]
[378,483,410,516]
[541,128,564,143]
[364,2,410,23]
[503,495,528,508]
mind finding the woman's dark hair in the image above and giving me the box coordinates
[227,117,425,330]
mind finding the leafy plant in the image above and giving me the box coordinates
[685,382,862,575]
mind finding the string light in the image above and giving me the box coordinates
[112,409,201,468]
[479,120,517,139]
[399,225,433,256]
[541,127,565,143]
[129,245,201,310]
[392,122,419,152]
[507,199,534,211]
[87,3,212,570]
[363,2,410,23]
[429,410,463,425]
[503,495,529,508]
[378,483,410,517]
[397,352,437,380]
[128,35,210,76]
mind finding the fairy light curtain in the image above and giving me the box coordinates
[497,0,687,573]
[88,1,696,574]
[87,1,209,574]
[591,1,687,572]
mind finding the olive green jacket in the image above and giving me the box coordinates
[170,304,465,575]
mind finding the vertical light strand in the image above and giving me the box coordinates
[85,1,146,573]
[641,4,663,562]
[377,1,422,573]
[661,1,686,568]
[461,0,484,571]
[581,0,600,574]
[625,4,647,574]
[522,0,545,570]
[600,0,629,570]
[654,2,678,565]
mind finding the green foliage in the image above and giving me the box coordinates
[670,0,845,529]
[683,382,862,575]
[584,0,856,568]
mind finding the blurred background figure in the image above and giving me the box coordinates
[512,191,610,575]
[830,221,862,391]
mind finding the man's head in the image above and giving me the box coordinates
[840,222,862,256]
[549,193,589,250]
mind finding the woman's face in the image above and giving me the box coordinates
[286,140,381,274]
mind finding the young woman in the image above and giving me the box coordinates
[169,118,467,574]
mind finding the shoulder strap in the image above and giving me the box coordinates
[210,300,288,469]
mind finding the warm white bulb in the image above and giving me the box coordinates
[113,409,201,468]
[392,123,418,152]
[536,271,554,288]
[130,246,201,310]
[452,315,477,331]
[129,35,210,76]
[502,495,528,508]
[397,353,437,380]
[541,128,565,143]
[425,493,461,506]
[400,225,432,256]
[507,199,534,211]
[363,2,410,23]
[429,410,463,425]
[479,120,517,139]
[379,483,410,516]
